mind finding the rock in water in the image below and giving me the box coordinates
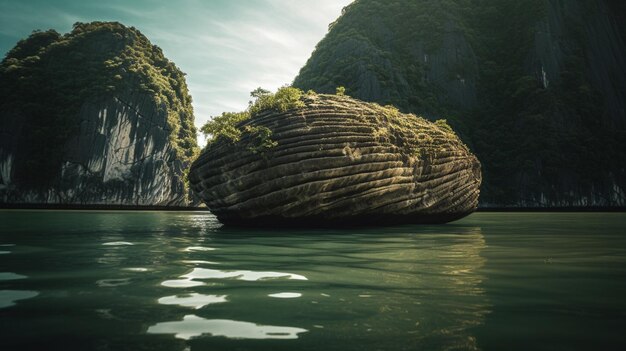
[189,94,481,226]
[0,22,199,206]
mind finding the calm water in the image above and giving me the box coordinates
[1,211,625,350]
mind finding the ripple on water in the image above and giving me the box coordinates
[183,246,216,252]
[122,267,149,272]
[158,293,228,309]
[102,242,134,246]
[96,278,131,287]
[183,268,307,282]
[0,272,28,281]
[181,260,220,265]
[147,315,308,340]
[161,268,307,288]
[0,290,39,309]
[268,292,302,299]
[161,279,206,288]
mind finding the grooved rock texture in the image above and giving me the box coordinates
[189,95,481,226]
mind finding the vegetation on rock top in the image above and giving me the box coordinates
[201,85,468,161]
[200,86,306,151]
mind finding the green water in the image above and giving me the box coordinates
[0,211,625,350]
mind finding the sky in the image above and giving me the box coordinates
[0,0,352,146]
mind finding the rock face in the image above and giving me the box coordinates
[189,94,481,226]
[294,0,626,207]
[1,93,187,205]
[0,22,198,206]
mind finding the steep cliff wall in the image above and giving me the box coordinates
[295,1,478,121]
[294,0,626,207]
[1,93,186,205]
[0,22,199,206]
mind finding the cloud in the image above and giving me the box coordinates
[0,0,353,147]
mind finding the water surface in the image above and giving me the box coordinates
[1,211,625,350]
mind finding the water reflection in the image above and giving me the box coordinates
[158,293,228,309]
[1,210,494,350]
[148,224,488,349]
[208,225,488,349]
[96,278,131,287]
[121,267,149,272]
[97,236,134,266]
[0,271,38,309]
[102,241,134,246]
[369,226,486,350]
[183,246,216,252]
[0,244,12,255]
[183,268,307,281]
[161,268,307,287]
[161,278,206,288]
[0,272,27,281]
[269,292,302,298]
[147,315,308,340]
[0,290,39,309]
[181,260,220,265]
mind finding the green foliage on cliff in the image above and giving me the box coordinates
[248,86,305,116]
[294,0,463,116]
[201,111,250,143]
[243,125,278,154]
[0,21,199,188]
[201,86,306,149]
[294,0,626,205]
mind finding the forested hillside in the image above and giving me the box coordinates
[294,0,626,206]
[0,22,199,206]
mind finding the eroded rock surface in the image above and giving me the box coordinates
[190,95,481,226]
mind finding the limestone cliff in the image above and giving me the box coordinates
[0,22,199,206]
[294,0,626,207]
[189,93,481,226]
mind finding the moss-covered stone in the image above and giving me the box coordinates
[190,94,481,226]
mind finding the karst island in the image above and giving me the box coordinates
[1,1,625,350]
[190,87,481,226]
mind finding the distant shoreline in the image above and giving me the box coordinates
[477,207,626,212]
[0,204,624,212]
[0,203,209,211]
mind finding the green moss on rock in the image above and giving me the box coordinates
[190,93,481,226]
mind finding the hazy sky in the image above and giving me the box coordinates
[0,0,352,145]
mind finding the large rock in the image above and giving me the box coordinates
[189,94,481,226]
[0,22,199,206]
